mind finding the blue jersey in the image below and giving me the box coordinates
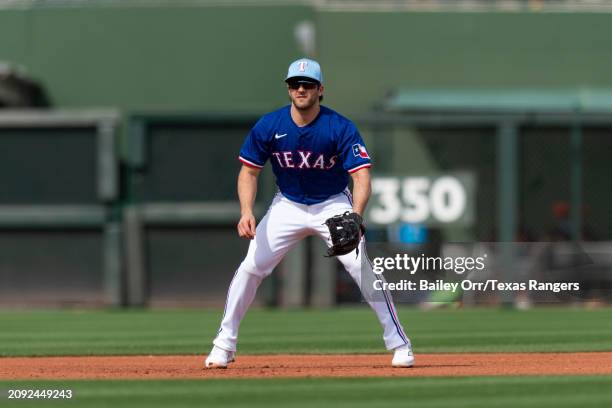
[238,105,372,205]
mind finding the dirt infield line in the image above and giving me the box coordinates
[1,352,612,379]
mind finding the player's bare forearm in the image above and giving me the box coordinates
[238,165,260,215]
[350,167,371,216]
[237,165,260,239]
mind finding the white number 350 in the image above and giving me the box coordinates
[369,176,467,225]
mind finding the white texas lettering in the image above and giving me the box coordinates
[326,155,337,169]
[272,152,283,167]
[297,151,312,169]
[271,151,338,170]
[312,154,325,169]
[283,151,294,168]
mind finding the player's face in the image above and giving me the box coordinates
[287,82,323,110]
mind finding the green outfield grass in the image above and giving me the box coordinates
[0,307,611,356]
[1,376,612,408]
[2,307,612,408]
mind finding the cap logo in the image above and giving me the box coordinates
[298,61,307,72]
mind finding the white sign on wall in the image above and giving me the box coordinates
[367,172,475,226]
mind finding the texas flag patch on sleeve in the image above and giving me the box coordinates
[352,144,370,159]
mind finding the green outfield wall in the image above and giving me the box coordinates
[2,4,612,113]
[318,11,612,111]
[0,4,313,112]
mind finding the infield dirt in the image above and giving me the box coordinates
[2,352,612,379]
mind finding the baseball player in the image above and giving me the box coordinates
[205,58,414,368]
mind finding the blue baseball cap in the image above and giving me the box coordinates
[285,58,323,84]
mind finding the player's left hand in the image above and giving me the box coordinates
[324,211,364,257]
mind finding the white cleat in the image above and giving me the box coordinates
[392,343,415,368]
[204,345,236,369]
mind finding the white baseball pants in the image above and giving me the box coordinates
[212,190,410,352]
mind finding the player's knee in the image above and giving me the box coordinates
[339,255,361,277]
[238,259,273,278]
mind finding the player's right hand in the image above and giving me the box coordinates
[237,213,257,239]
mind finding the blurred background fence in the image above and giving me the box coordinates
[1,0,611,308]
[0,110,120,306]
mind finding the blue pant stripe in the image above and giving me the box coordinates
[217,268,239,334]
[365,252,409,345]
[342,190,353,206]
